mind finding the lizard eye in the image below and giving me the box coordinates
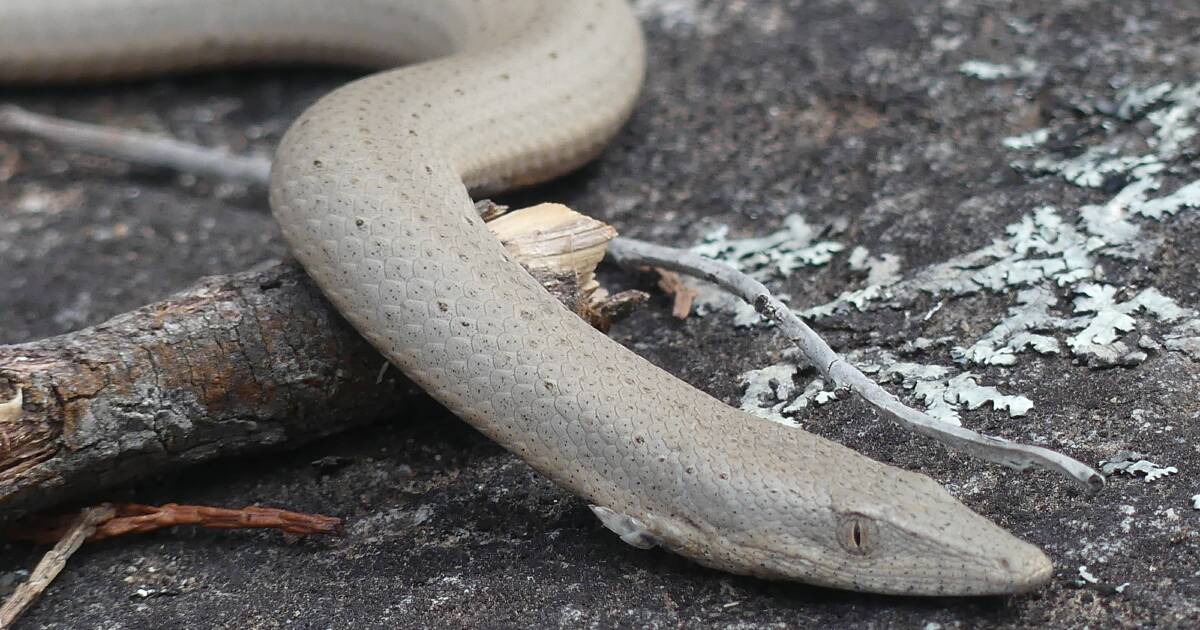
[838,515,873,556]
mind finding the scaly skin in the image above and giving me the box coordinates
[0,0,1052,595]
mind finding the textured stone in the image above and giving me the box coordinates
[2,0,1199,627]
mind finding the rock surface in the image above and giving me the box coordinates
[2,0,1199,627]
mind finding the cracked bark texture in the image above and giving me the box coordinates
[0,262,415,521]
[0,246,626,521]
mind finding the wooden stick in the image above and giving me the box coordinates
[6,503,342,544]
[1,206,642,521]
[608,237,1104,491]
[0,105,270,183]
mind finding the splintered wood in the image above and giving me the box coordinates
[654,269,699,319]
[491,203,623,322]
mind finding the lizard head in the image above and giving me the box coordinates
[779,464,1054,596]
[617,438,1052,596]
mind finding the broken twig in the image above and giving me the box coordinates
[6,503,342,544]
[608,237,1105,491]
[0,505,115,629]
[0,104,270,184]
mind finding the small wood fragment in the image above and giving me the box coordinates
[473,199,509,222]
[587,288,651,333]
[654,269,699,319]
[492,202,621,326]
[0,140,19,182]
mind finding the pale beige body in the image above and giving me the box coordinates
[0,0,1053,595]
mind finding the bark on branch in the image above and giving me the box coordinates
[0,204,643,521]
[0,263,414,521]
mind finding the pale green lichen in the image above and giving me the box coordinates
[720,81,1200,428]
[738,363,802,426]
[745,349,1032,427]
[911,372,1033,425]
[952,287,1063,366]
[1146,82,1200,159]
[847,246,903,286]
[1133,180,1200,220]
[810,82,1200,370]
[1163,320,1200,360]
[691,214,844,278]
[1002,128,1049,150]
[1067,285,1141,349]
[689,214,843,327]
[1114,81,1174,121]
[856,350,1033,426]
[1067,285,1192,365]
[958,59,1040,81]
[1100,451,1179,484]
[1027,150,1162,189]
[1014,82,1200,221]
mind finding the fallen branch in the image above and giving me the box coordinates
[0,264,411,521]
[1,205,641,521]
[2,104,1103,495]
[6,503,342,544]
[0,505,115,629]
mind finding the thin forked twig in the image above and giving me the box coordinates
[608,238,1104,491]
[0,104,1104,490]
[0,505,116,629]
